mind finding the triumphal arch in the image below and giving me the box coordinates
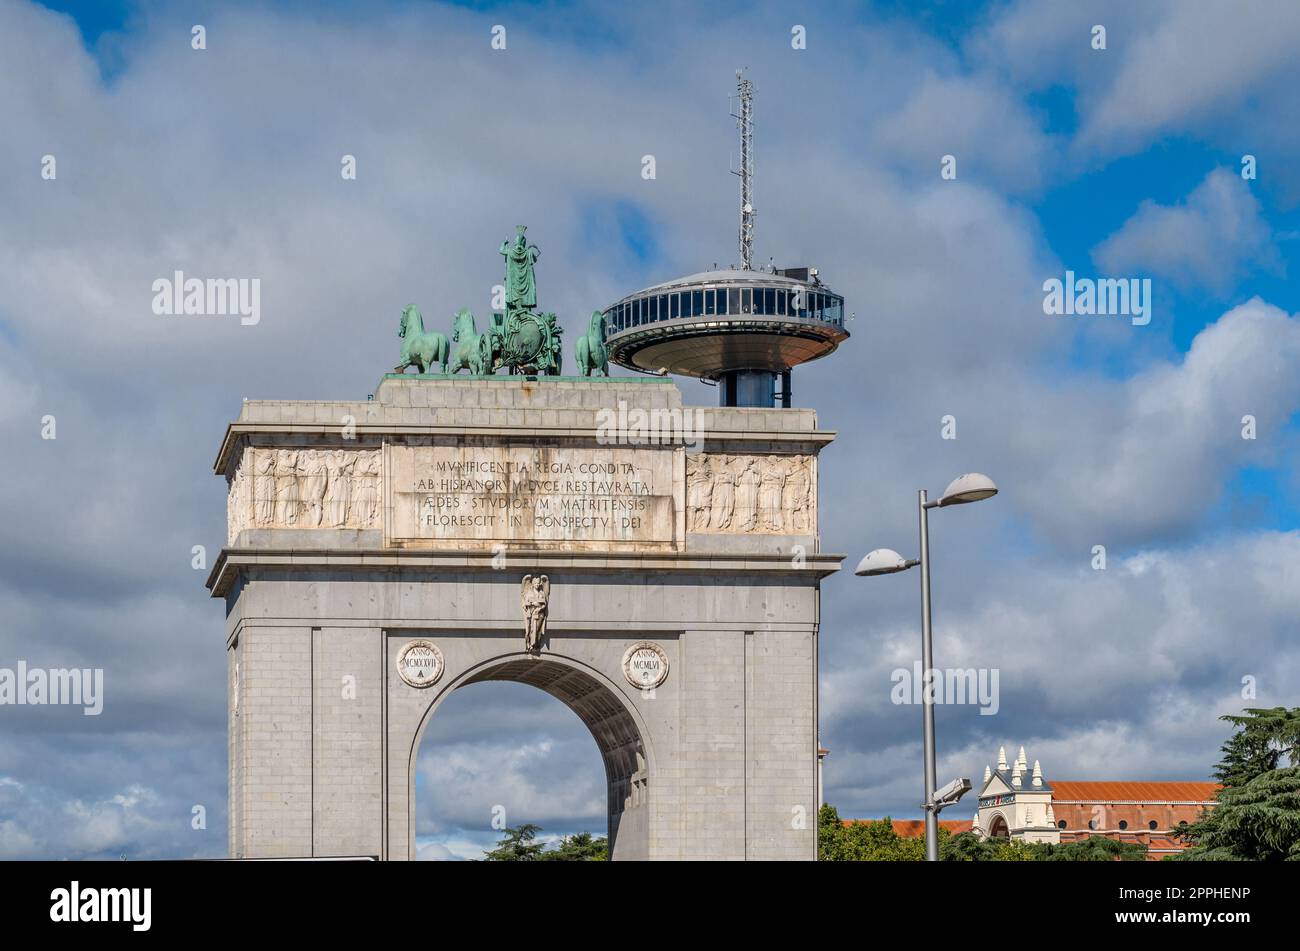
[208,233,842,860]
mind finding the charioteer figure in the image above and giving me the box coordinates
[500,225,540,315]
[396,225,567,377]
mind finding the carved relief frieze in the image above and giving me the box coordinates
[685,453,814,534]
[228,447,382,542]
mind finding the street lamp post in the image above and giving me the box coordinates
[856,473,998,862]
[917,488,939,861]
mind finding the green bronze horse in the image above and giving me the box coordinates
[450,308,491,375]
[395,304,450,374]
[574,309,609,376]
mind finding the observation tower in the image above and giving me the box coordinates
[602,71,850,407]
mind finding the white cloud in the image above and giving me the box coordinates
[0,0,1295,852]
[415,735,606,832]
[0,775,190,859]
[414,682,606,837]
[822,529,1300,817]
[415,841,458,861]
[971,0,1300,202]
[1013,298,1300,544]
[1093,168,1279,292]
[1074,1,1300,155]
[868,71,1060,194]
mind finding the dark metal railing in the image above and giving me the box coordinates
[604,285,845,335]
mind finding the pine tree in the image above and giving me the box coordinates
[483,824,546,861]
[817,804,846,860]
[1174,706,1300,860]
[1214,724,1278,788]
[1173,767,1300,861]
[539,831,609,861]
[1034,836,1146,861]
[1220,707,1300,776]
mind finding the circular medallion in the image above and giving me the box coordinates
[396,640,445,688]
[622,641,669,689]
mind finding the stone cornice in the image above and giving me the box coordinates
[206,546,845,597]
[211,422,837,474]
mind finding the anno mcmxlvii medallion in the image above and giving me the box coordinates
[622,642,669,689]
[396,640,445,688]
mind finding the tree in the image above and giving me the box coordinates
[1034,836,1146,861]
[821,805,991,861]
[483,824,546,861]
[539,831,609,861]
[482,825,609,861]
[1214,723,1280,789]
[943,831,1037,862]
[817,804,847,860]
[1172,767,1300,861]
[943,831,1143,861]
[820,805,1148,861]
[818,805,924,860]
[1172,706,1300,860]
[1216,707,1300,785]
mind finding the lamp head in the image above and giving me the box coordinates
[854,548,917,577]
[938,473,998,507]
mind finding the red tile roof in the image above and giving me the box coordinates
[843,819,972,836]
[894,819,972,837]
[1050,781,1219,802]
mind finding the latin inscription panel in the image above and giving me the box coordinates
[385,444,681,550]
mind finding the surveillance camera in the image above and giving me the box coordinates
[931,777,972,812]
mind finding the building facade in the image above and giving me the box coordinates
[973,746,1218,859]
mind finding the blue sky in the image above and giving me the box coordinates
[38,0,128,41]
[45,0,1300,365]
[3,0,1299,859]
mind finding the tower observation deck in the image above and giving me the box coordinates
[603,71,850,407]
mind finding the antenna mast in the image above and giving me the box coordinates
[731,69,754,270]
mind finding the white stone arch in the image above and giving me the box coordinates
[405,650,656,861]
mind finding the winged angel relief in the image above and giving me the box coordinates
[521,574,550,651]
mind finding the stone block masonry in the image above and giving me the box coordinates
[212,378,841,860]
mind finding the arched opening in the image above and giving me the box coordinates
[415,681,605,860]
[987,814,1009,839]
[408,654,651,861]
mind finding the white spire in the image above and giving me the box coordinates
[1032,759,1043,787]
[1046,802,1056,826]
[1011,758,1022,786]
[1017,745,1027,769]
[997,746,1008,771]
[983,764,992,782]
